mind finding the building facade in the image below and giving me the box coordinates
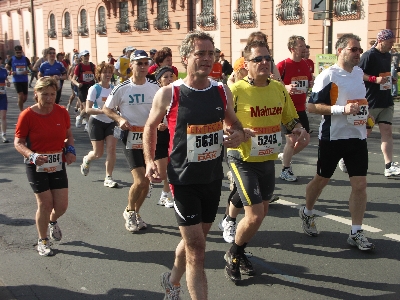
[0,0,399,72]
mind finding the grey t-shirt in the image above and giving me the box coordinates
[391,52,400,67]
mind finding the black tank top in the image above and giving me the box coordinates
[167,79,227,185]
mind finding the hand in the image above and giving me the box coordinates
[145,161,163,183]
[118,119,130,130]
[157,123,168,131]
[35,155,48,166]
[376,76,387,84]
[78,83,83,88]
[286,83,298,95]
[243,128,256,141]
[223,128,245,148]
[344,102,360,115]
[65,152,76,165]
[6,82,10,87]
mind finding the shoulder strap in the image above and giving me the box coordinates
[93,83,102,108]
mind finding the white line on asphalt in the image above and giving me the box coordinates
[277,199,382,233]
[383,234,400,242]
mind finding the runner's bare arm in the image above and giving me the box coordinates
[143,86,171,182]
[308,103,358,115]
[223,85,245,147]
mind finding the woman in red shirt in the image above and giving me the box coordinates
[14,77,76,256]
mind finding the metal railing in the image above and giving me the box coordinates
[116,21,131,33]
[153,17,170,30]
[47,28,57,38]
[133,19,149,31]
[77,25,89,36]
[62,28,71,37]
[96,24,107,35]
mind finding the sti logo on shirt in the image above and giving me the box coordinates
[129,94,145,104]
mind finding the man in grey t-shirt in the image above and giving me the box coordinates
[391,48,399,97]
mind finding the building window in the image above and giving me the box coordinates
[333,0,361,20]
[134,0,149,31]
[62,12,72,37]
[96,7,107,34]
[78,9,89,36]
[196,0,216,29]
[275,0,304,24]
[154,0,170,30]
[233,0,256,27]
[47,14,57,38]
[116,2,130,32]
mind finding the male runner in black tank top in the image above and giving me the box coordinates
[143,30,246,299]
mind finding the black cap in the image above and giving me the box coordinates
[155,66,174,81]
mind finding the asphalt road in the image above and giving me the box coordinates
[1,81,400,300]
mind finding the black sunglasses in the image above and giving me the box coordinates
[135,61,149,66]
[346,47,363,54]
[249,55,272,63]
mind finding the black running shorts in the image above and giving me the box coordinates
[13,82,28,95]
[87,117,117,141]
[154,129,170,161]
[171,179,222,226]
[228,157,275,206]
[122,138,145,170]
[26,163,68,193]
[317,138,368,178]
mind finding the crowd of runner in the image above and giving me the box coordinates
[2,28,399,299]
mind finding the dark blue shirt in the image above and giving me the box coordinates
[39,61,67,77]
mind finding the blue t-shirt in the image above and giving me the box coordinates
[39,61,67,77]
[8,55,30,83]
[0,67,8,98]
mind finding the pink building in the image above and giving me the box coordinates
[0,0,399,72]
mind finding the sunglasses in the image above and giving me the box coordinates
[249,55,272,63]
[346,47,363,54]
[48,52,56,55]
[135,61,149,66]
[83,54,90,57]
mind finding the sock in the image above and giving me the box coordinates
[126,207,134,212]
[226,215,236,223]
[386,162,392,169]
[282,166,290,171]
[303,207,314,216]
[161,191,169,197]
[230,242,244,255]
[1,133,5,137]
[49,221,57,225]
[351,225,362,235]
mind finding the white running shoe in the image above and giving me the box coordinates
[384,162,400,177]
[338,158,348,173]
[75,115,82,128]
[161,272,182,300]
[218,217,227,231]
[37,239,53,256]
[347,230,375,251]
[223,220,236,244]
[104,176,118,188]
[122,209,139,232]
[80,156,90,176]
[158,193,174,208]
[136,213,147,230]
[49,222,62,241]
[280,168,297,182]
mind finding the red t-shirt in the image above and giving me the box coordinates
[108,57,116,65]
[148,64,179,77]
[74,63,96,84]
[61,60,69,69]
[15,104,70,155]
[304,58,314,74]
[276,58,312,112]
[209,62,223,80]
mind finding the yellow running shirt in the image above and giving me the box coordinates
[118,57,130,83]
[228,77,298,162]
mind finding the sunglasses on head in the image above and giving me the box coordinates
[346,47,363,54]
[135,61,149,66]
[249,55,272,63]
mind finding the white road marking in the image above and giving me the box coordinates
[383,234,400,242]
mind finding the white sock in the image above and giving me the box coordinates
[351,225,362,235]
[303,207,314,216]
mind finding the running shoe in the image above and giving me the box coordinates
[136,213,147,230]
[384,162,400,177]
[218,217,227,231]
[299,206,318,236]
[160,272,182,300]
[80,156,90,176]
[347,230,375,251]
[2,135,9,143]
[269,194,279,203]
[224,250,241,284]
[158,193,174,208]
[227,171,235,191]
[280,168,297,182]
[122,208,139,232]
[84,123,88,132]
[104,176,118,188]
[49,222,62,241]
[75,115,82,128]
[338,158,348,173]
[146,184,153,198]
[223,220,236,244]
[37,238,53,256]
[239,252,255,276]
